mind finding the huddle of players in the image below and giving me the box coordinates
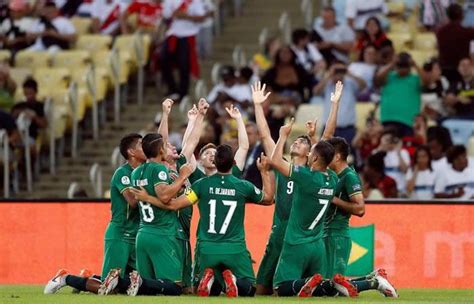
[44,81,398,298]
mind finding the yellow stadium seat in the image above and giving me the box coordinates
[387,32,412,52]
[75,34,112,52]
[114,34,151,67]
[71,66,109,103]
[10,67,33,86]
[413,32,437,51]
[15,51,51,69]
[387,1,405,14]
[92,50,132,85]
[389,21,412,34]
[52,50,91,71]
[0,49,11,63]
[468,137,474,156]
[409,50,437,66]
[48,89,72,135]
[34,68,70,96]
[71,16,92,35]
[356,102,377,131]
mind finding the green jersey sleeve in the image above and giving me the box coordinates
[151,163,170,187]
[345,172,363,197]
[242,180,264,203]
[176,154,187,170]
[231,165,243,177]
[289,164,312,186]
[112,167,133,194]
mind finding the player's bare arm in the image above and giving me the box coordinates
[305,117,319,145]
[130,187,172,209]
[182,98,209,165]
[155,163,194,203]
[227,104,249,171]
[252,81,275,155]
[332,193,365,217]
[271,118,294,177]
[321,80,343,141]
[257,153,275,205]
[157,98,174,144]
[122,189,139,208]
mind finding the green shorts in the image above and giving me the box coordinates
[324,236,352,277]
[135,231,183,282]
[273,239,326,287]
[101,238,136,279]
[256,223,286,288]
[197,242,256,285]
[179,238,192,288]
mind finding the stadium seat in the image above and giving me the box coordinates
[52,50,91,72]
[0,49,11,63]
[409,50,436,66]
[75,34,112,52]
[34,68,70,96]
[442,119,474,145]
[389,20,412,34]
[290,104,323,143]
[387,32,412,52]
[15,51,51,69]
[356,102,377,131]
[413,32,437,52]
[387,1,405,15]
[92,50,132,85]
[71,16,92,35]
[48,89,72,136]
[71,66,109,102]
[113,34,151,68]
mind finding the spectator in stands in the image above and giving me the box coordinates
[420,0,450,30]
[0,63,17,111]
[376,128,410,196]
[355,17,391,56]
[11,78,47,142]
[160,0,206,99]
[360,173,384,199]
[406,145,436,200]
[290,28,324,75]
[0,0,33,53]
[242,122,263,188]
[363,151,398,198]
[252,36,281,74]
[26,1,77,52]
[427,126,453,173]
[377,40,395,66]
[436,3,474,83]
[348,44,378,101]
[120,0,163,34]
[0,109,20,147]
[261,46,309,106]
[313,62,366,144]
[444,57,474,119]
[312,6,355,64]
[345,0,388,31]
[421,58,449,121]
[90,0,125,35]
[197,0,215,59]
[434,145,474,199]
[375,52,425,137]
[353,115,383,168]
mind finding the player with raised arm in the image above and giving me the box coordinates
[132,145,275,297]
[44,134,146,295]
[251,81,315,295]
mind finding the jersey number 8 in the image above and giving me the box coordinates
[139,201,155,222]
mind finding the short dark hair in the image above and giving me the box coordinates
[199,143,217,156]
[23,77,38,92]
[382,127,400,139]
[239,67,253,82]
[447,145,466,164]
[367,151,386,174]
[427,126,453,152]
[322,6,336,14]
[313,140,335,166]
[414,145,432,171]
[447,3,463,21]
[119,133,142,160]
[296,135,312,148]
[142,133,163,159]
[327,137,350,161]
[292,28,309,45]
[215,144,234,172]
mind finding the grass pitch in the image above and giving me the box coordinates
[1,285,473,304]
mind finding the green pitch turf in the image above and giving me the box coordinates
[1,285,473,304]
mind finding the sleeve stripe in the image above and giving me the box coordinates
[154,182,168,187]
[288,164,293,178]
[120,187,134,194]
[349,191,362,197]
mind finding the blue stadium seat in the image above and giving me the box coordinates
[442,119,474,145]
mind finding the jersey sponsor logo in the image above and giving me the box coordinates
[318,188,334,195]
[158,171,168,181]
[254,186,261,195]
[135,179,148,187]
[121,176,131,185]
[352,184,362,192]
[293,165,301,172]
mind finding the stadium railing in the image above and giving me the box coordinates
[16,113,33,193]
[89,163,103,198]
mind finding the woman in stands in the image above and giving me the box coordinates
[406,146,436,200]
[355,17,390,57]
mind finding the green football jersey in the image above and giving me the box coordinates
[107,163,140,242]
[284,165,337,245]
[324,167,362,237]
[273,170,295,224]
[131,162,178,236]
[171,155,192,240]
[185,173,264,252]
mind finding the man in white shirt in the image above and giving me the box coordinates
[160,0,206,99]
[313,6,355,64]
[0,0,35,52]
[427,126,453,173]
[345,0,388,31]
[434,145,474,199]
[290,28,324,74]
[90,0,126,35]
[26,1,76,52]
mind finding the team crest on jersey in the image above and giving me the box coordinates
[254,186,261,195]
[353,184,362,191]
[159,171,168,181]
[121,176,130,185]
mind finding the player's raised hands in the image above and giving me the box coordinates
[251,81,271,105]
[330,81,343,104]
[305,117,318,138]
[187,104,199,121]
[279,117,294,137]
[198,98,210,115]
[225,104,241,119]
[256,152,271,171]
[179,163,194,178]
[162,98,174,115]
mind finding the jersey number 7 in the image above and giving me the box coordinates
[308,199,329,230]
[208,199,237,235]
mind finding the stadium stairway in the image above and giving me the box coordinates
[14,0,307,198]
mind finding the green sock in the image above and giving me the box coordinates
[351,279,378,292]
